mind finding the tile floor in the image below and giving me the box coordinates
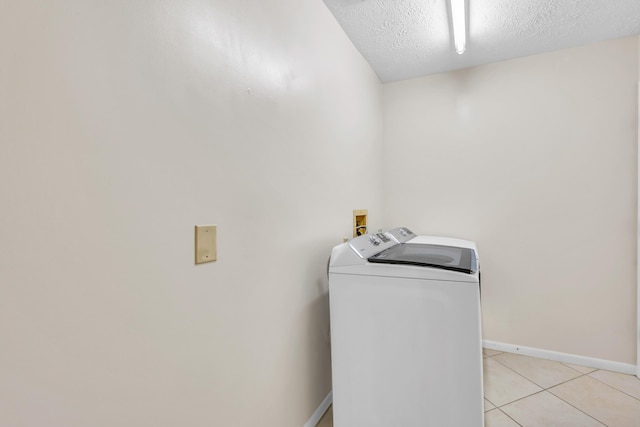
[316,348,640,427]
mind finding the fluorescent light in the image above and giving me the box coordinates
[450,0,466,54]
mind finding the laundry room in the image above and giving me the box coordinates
[1,1,639,426]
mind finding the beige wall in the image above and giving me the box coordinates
[0,1,382,426]
[382,37,639,364]
[2,1,639,424]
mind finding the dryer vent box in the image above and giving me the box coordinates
[353,209,368,237]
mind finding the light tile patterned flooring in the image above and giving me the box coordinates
[317,348,640,427]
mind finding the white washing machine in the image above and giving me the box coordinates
[328,227,483,427]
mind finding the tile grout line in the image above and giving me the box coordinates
[545,379,610,427]
[494,389,546,410]
[483,354,546,417]
[486,354,609,426]
[484,353,542,409]
[547,369,640,424]
[486,351,609,392]
[496,408,525,427]
[484,350,640,412]
[586,372,640,403]
[491,376,607,427]
[482,407,524,427]
[486,353,549,390]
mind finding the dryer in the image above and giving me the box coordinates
[328,228,483,427]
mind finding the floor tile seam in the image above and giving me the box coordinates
[494,389,546,409]
[488,354,549,391]
[500,388,608,427]
[560,362,596,376]
[487,372,588,409]
[490,355,593,391]
[546,384,610,426]
[487,349,594,377]
[586,372,640,403]
[540,371,590,390]
[556,361,599,375]
[486,407,524,427]
[487,355,600,410]
[500,407,525,427]
[484,395,498,409]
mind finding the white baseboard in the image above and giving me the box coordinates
[483,340,637,375]
[303,391,332,427]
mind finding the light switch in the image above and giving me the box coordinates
[195,225,217,264]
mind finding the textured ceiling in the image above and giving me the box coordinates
[322,0,640,82]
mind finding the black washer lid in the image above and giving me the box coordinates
[368,243,477,274]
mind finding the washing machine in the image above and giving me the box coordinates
[328,227,483,427]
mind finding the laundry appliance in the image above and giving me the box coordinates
[328,227,483,426]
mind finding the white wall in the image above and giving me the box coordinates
[382,37,638,364]
[0,1,382,426]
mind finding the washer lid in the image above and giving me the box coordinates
[367,243,477,274]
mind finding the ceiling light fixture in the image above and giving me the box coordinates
[450,0,466,54]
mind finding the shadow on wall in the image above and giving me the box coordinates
[300,284,331,422]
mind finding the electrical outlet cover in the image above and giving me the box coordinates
[195,225,217,264]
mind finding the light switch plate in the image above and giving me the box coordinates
[195,225,217,264]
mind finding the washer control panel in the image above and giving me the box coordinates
[386,227,417,244]
[348,232,396,259]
